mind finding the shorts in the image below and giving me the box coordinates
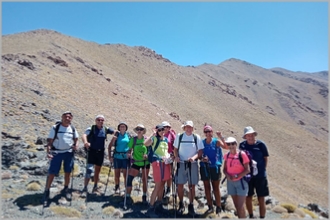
[114,158,129,169]
[247,177,270,197]
[152,161,171,183]
[175,162,199,185]
[131,163,150,170]
[200,165,222,181]
[227,179,249,196]
[48,151,74,175]
[87,148,104,166]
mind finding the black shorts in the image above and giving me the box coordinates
[87,148,104,166]
[200,165,222,181]
[247,177,269,197]
[131,163,150,170]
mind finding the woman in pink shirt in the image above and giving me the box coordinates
[223,137,250,218]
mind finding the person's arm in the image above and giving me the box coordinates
[144,130,156,147]
[46,138,54,159]
[82,133,90,149]
[216,131,228,149]
[108,134,118,161]
[73,138,79,151]
[264,156,268,169]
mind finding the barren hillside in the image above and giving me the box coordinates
[1,29,328,207]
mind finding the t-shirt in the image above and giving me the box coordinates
[164,130,176,154]
[84,126,114,150]
[200,138,223,167]
[239,140,269,178]
[150,136,170,158]
[48,124,79,153]
[173,133,204,162]
[128,136,150,166]
[113,132,130,159]
[224,151,250,181]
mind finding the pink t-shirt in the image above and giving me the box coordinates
[224,151,250,181]
[164,130,176,154]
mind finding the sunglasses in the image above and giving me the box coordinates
[157,128,165,132]
[136,128,144,131]
[97,119,104,122]
[204,130,212,133]
[164,126,170,129]
[226,142,236,146]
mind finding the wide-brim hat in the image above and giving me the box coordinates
[225,137,237,144]
[242,126,258,139]
[133,124,146,134]
[181,120,194,130]
[117,121,128,131]
[161,121,171,127]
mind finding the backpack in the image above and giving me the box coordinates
[147,136,168,163]
[87,125,108,142]
[177,133,198,153]
[113,131,131,155]
[53,121,76,140]
[226,150,258,182]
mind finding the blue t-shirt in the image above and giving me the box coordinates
[85,126,114,150]
[239,140,269,178]
[113,132,130,159]
[200,138,223,167]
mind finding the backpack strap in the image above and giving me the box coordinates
[53,123,76,140]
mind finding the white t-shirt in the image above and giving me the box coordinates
[48,124,79,153]
[173,132,204,161]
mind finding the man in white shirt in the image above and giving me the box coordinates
[173,120,204,217]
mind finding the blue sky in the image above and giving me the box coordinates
[2,2,328,72]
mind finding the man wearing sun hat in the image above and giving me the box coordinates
[239,126,269,219]
[80,114,115,197]
[173,120,204,217]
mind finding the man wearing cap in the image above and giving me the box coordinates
[161,121,176,198]
[173,120,204,216]
[239,126,269,219]
[44,111,79,201]
[80,115,115,196]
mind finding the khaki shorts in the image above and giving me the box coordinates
[175,162,199,185]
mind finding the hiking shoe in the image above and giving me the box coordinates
[114,185,120,194]
[61,187,71,200]
[92,186,102,194]
[80,188,88,198]
[42,189,50,204]
[142,195,148,204]
[146,206,158,218]
[188,204,195,216]
[177,201,185,215]
[205,205,214,214]
[216,206,222,214]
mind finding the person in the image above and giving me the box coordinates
[223,137,250,218]
[145,124,172,217]
[173,120,204,216]
[162,121,176,198]
[80,115,115,197]
[44,111,79,201]
[108,122,130,194]
[124,124,150,205]
[239,126,269,219]
[199,125,228,214]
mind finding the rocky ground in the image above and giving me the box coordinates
[2,137,329,219]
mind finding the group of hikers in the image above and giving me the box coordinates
[44,111,269,218]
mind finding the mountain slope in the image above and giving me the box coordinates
[1,29,328,207]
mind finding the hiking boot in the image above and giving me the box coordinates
[80,188,88,198]
[188,204,195,216]
[61,187,71,200]
[177,201,185,215]
[43,189,50,204]
[125,196,133,205]
[216,206,222,214]
[142,195,148,204]
[114,185,120,194]
[205,205,214,214]
[146,206,158,218]
[92,186,102,194]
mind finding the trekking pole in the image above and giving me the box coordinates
[123,158,132,210]
[84,148,90,206]
[188,161,195,218]
[103,162,112,196]
[174,162,180,218]
[143,160,149,204]
[69,150,75,206]
[171,162,176,218]
[41,154,51,216]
